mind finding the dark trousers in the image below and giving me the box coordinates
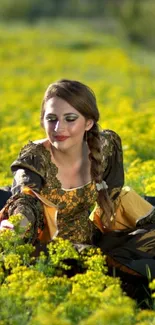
[143,195,155,206]
[0,188,12,210]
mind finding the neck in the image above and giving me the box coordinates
[50,141,88,167]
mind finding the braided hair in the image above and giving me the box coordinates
[87,123,114,226]
[41,79,114,225]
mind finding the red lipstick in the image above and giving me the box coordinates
[54,136,69,141]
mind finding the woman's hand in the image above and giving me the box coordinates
[0,220,14,231]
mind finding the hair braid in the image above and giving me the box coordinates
[87,123,114,227]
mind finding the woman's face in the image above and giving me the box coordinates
[43,96,93,152]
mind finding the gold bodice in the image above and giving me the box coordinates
[41,182,98,244]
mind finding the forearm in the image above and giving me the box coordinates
[3,193,44,242]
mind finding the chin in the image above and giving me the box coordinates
[52,142,69,150]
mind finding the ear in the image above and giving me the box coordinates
[85,119,94,131]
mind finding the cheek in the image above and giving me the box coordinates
[68,119,86,134]
[71,122,86,135]
[44,121,55,133]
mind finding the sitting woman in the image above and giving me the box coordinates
[0,79,155,281]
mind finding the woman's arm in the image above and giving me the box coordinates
[0,142,46,242]
[100,129,124,201]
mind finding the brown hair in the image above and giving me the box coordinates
[41,79,113,226]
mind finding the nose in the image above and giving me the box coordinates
[54,120,65,132]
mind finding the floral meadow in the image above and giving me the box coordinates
[0,22,155,195]
[0,22,155,324]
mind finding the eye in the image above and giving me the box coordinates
[65,116,78,122]
[46,117,57,122]
[66,118,76,122]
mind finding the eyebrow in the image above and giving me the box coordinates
[45,113,79,117]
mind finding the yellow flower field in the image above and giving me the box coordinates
[0,22,155,195]
[0,19,155,323]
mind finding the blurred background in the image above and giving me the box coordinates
[0,0,155,195]
[1,0,155,49]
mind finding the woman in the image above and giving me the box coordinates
[0,79,155,280]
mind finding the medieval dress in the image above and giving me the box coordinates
[0,130,155,279]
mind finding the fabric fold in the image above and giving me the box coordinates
[22,186,58,243]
